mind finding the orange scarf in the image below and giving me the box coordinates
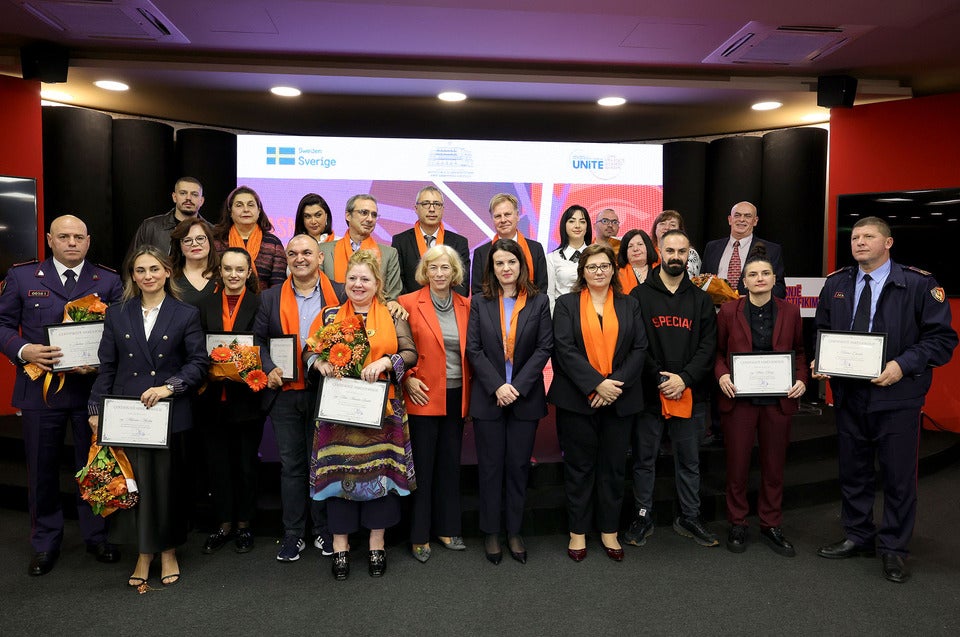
[499,289,528,364]
[579,288,618,376]
[492,232,536,284]
[618,265,640,294]
[281,274,336,390]
[661,388,693,419]
[414,221,445,256]
[229,224,263,265]
[221,287,247,332]
[333,235,381,282]
[317,233,336,243]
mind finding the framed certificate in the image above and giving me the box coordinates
[45,321,104,371]
[815,330,887,379]
[730,351,795,397]
[270,336,298,382]
[315,377,389,429]
[97,395,172,449]
[205,332,254,354]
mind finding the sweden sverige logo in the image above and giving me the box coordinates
[266,147,296,166]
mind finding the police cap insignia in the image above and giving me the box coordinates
[931,287,946,303]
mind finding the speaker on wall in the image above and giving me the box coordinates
[817,75,857,108]
[20,42,69,83]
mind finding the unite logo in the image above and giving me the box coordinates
[266,146,296,166]
[569,151,626,180]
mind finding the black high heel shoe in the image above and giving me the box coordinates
[508,534,527,565]
[484,534,502,565]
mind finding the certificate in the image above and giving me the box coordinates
[270,336,298,382]
[815,330,887,379]
[730,351,795,397]
[315,377,389,429]
[205,332,254,354]
[97,395,171,449]
[45,321,104,371]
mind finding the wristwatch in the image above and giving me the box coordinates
[164,383,175,393]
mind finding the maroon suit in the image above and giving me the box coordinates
[715,297,807,528]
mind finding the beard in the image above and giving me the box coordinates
[662,259,686,276]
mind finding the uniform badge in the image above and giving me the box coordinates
[36,269,45,277]
[833,291,845,299]
[29,290,50,297]
[931,287,946,303]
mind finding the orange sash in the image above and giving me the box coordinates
[229,225,263,265]
[278,278,307,390]
[492,232,536,284]
[414,221,445,256]
[660,388,693,419]
[579,288,618,376]
[221,287,247,332]
[618,265,640,294]
[333,235,381,282]
[499,289,528,364]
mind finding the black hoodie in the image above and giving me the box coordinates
[630,265,717,409]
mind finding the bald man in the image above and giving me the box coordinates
[702,201,786,298]
[0,215,123,575]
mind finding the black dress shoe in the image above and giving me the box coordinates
[484,534,502,565]
[203,528,233,554]
[882,553,910,583]
[760,527,796,557]
[87,542,121,563]
[234,528,254,554]
[817,538,876,559]
[508,535,527,565]
[29,550,60,576]
[726,525,748,554]
[369,550,387,577]
[331,551,350,581]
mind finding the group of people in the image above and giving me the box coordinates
[1,176,954,588]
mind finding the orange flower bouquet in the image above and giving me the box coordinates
[690,273,740,305]
[76,444,139,517]
[208,339,268,391]
[305,314,370,378]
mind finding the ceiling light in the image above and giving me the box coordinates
[40,89,73,102]
[438,92,467,102]
[800,112,829,123]
[270,86,301,97]
[751,101,782,111]
[94,80,129,91]
[597,97,627,107]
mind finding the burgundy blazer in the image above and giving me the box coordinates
[715,296,808,416]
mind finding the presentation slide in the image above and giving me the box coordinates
[236,135,663,252]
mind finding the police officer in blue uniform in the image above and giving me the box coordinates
[812,216,957,583]
[0,215,123,575]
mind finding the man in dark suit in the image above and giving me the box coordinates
[702,201,786,298]
[128,176,206,257]
[391,186,471,296]
[0,214,123,575]
[471,193,548,295]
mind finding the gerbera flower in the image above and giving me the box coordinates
[244,369,269,392]
[328,343,352,367]
[211,346,233,363]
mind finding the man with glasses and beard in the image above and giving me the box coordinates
[625,230,719,549]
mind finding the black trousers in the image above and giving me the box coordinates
[203,411,266,525]
[327,495,401,534]
[556,407,632,534]
[473,411,538,535]
[408,387,465,543]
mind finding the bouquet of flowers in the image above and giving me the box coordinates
[76,444,139,517]
[305,314,370,378]
[208,339,269,391]
[690,273,740,305]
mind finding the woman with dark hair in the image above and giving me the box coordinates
[545,205,592,313]
[466,238,552,565]
[88,246,208,588]
[213,186,286,290]
[715,245,807,556]
[196,247,265,555]
[651,210,701,276]
[170,218,219,306]
[617,228,656,294]
[293,193,336,244]
[549,243,646,562]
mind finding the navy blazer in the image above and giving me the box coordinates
[391,227,471,297]
[548,291,647,416]
[715,296,808,416]
[0,258,122,410]
[471,239,548,297]
[466,291,552,421]
[89,296,208,433]
[702,235,786,298]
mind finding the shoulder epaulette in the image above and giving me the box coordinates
[904,265,933,277]
[11,259,39,268]
[93,263,118,274]
[825,266,852,277]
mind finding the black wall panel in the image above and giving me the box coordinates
[176,128,238,226]
[663,141,708,249]
[705,136,763,243]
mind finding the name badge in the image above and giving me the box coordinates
[29,290,50,298]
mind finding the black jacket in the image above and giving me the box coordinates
[391,226,471,296]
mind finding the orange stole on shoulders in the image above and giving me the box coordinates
[278,278,306,390]
[579,288,618,376]
[499,289,527,363]
[618,265,640,295]
[414,221,445,256]
[492,232,536,284]
[333,235,381,282]
[229,225,263,264]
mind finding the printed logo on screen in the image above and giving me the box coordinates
[266,146,296,166]
[265,146,338,169]
[570,151,625,180]
[427,144,474,179]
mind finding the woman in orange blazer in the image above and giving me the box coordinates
[398,244,471,563]
[715,246,807,557]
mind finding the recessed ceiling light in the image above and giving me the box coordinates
[751,101,782,111]
[94,80,129,92]
[597,97,626,107]
[801,112,830,122]
[40,89,73,102]
[438,91,467,102]
[270,86,301,97]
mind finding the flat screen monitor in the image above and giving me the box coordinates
[0,176,39,279]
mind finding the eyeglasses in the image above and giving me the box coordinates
[417,201,444,209]
[598,218,620,225]
[181,236,208,246]
[584,263,613,273]
[350,209,379,219]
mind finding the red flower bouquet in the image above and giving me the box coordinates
[306,314,371,378]
[208,339,267,391]
[76,444,139,517]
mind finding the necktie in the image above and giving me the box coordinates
[424,235,435,248]
[350,240,360,252]
[63,269,77,295]
[570,249,581,263]
[852,274,873,332]
[728,241,741,289]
